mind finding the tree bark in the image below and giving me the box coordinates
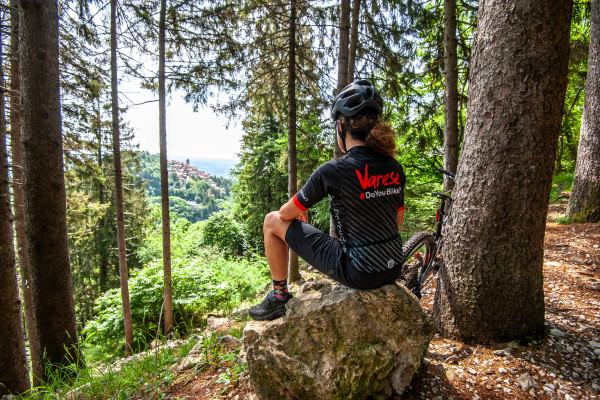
[347,0,360,82]
[111,0,135,356]
[331,0,351,236]
[288,0,300,282]
[443,0,459,191]
[9,0,41,382]
[334,0,350,160]
[433,0,572,343]
[567,0,600,222]
[0,33,30,396]
[19,0,82,381]
[159,0,174,333]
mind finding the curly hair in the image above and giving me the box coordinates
[341,115,396,157]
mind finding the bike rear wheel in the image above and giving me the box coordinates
[399,232,436,300]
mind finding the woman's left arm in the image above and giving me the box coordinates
[397,208,404,227]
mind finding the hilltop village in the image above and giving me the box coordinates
[167,159,226,194]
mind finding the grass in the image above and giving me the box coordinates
[550,173,574,204]
[16,329,245,400]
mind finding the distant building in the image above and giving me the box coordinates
[167,159,225,193]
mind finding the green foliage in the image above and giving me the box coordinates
[555,216,574,225]
[83,251,269,353]
[200,211,248,256]
[550,173,574,204]
[232,114,289,250]
[555,0,592,174]
[61,42,149,329]
[398,165,442,238]
[148,196,217,223]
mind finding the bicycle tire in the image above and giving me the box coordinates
[399,231,436,299]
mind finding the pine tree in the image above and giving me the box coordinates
[433,0,573,342]
[158,0,174,334]
[0,25,30,394]
[111,0,135,355]
[20,0,82,381]
[59,1,148,334]
[443,0,458,190]
[8,0,40,380]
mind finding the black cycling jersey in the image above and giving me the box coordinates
[292,146,406,273]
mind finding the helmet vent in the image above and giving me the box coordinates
[330,80,383,120]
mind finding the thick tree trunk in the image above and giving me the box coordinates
[433,0,572,343]
[111,0,134,356]
[19,0,82,381]
[567,0,600,222]
[159,0,174,333]
[0,37,30,396]
[348,0,360,82]
[443,0,458,191]
[288,0,300,282]
[9,0,41,381]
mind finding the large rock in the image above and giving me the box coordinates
[243,279,434,400]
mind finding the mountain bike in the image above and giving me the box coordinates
[399,168,454,303]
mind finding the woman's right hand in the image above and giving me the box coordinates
[297,210,308,223]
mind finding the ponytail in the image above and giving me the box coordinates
[341,116,396,157]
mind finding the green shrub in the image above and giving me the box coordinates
[83,251,269,354]
[135,217,204,265]
[201,211,248,256]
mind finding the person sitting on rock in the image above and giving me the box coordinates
[249,80,406,321]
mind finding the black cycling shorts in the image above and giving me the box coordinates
[284,219,404,289]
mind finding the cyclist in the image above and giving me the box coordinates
[249,80,406,321]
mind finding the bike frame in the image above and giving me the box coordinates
[417,168,454,286]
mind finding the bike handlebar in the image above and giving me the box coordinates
[437,168,455,180]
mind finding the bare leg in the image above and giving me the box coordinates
[263,211,294,281]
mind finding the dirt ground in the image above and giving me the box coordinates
[160,207,600,400]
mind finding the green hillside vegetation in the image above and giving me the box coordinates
[139,152,233,223]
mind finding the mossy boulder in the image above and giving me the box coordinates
[243,279,434,399]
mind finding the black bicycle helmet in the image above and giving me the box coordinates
[331,79,383,121]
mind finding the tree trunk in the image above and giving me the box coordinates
[159,0,174,333]
[288,0,301,283]
[19,0,82,382]
[97,128,108,292]
[567,0,600,222]
[0,34,30,396]
[111,0,135,356]
[347,0,360,82]
[331,0,351,237]
[433,0,572,343]
[96,111,107,292]
[9,0,41,381]
[443,0,458,191]
[334,0,350,160]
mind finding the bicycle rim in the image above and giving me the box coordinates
[400,232,436,301]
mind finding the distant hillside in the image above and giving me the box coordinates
[137,152,233,222]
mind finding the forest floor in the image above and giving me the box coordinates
[142,201,600,400]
